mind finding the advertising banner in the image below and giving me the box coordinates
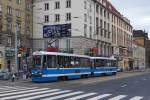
[43,24,71,38]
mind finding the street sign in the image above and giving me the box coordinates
[43,24,71,38]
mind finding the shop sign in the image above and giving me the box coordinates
[5,50,15,59]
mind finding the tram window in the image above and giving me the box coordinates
[106,60,111,67]
[46,55,56,68]
[33,55,42,68]
[95,59,103,67]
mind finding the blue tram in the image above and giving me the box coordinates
[31,51,117,82]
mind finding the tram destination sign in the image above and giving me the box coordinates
[43,24,71,38]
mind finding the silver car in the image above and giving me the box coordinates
[0,69,10,80]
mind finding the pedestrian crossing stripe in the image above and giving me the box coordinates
[0,89,60,100]
[41,91,84,100]
[87,94,112,100]
[108,95,127,100]
[0,86,38,94]
[130,96,143,100]
[64,93,97,100]
[0,86,144,100]
[19,90,72,100]
[0,88,49,97]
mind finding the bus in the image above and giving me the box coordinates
[32,51,117,82]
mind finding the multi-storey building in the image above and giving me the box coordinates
[0,0,33,72]
[33,0,133,70]
[132,41,145,69]
[133,30,149,68]
[112,15,133,70]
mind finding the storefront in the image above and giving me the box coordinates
[5,48,15,72]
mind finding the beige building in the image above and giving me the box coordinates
[0,0,32,72]
[133,41,145,69]
[111,13,133,70]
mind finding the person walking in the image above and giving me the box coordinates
[11,66,15,82]
[22,62,27,80]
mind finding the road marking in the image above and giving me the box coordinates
[0,89,60,100]
[0,88,49,97]
[87,94,112,100]
[0,86,38,94]
[121,84,127,88]
[18,90,71,100]
[0,86,38,91]
[42,91,84,100]
[130,96,143,100]
[64,93,97,100]
[109,95,127,100]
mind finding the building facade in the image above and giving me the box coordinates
[133,30,149,68]
[33,0,133,70]
[132,41,145,69]
[0,0,33,72]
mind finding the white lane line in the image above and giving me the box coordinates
[87,94,112,100]
[0,88,49,97]
[130,96,143,100]
[18,90,71,100]
[64,93,97,100]
[109,95,127,100]
[0,88,36,94]
[42,91,84,100]
[0,86,37,90]
[0,87,38,94]
[121,84,127,88]
[0,89,60,100]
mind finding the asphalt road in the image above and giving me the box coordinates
[0,71,150,100]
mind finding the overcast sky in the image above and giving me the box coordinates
[109,0,150,35]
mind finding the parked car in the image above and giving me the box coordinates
[0,69,10,80]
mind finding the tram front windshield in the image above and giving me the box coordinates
[33,55,42,68]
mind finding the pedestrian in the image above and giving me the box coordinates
[11,66,15,82]
[23,63,27,80]
[11,73,15,82]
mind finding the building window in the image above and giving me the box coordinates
[7,6,12,15]
[55,1,60,9]
[84,14,87,22]
[66,13,71,21]
[66,0,71,8]
[0,35,2,44]
[44,15,49,23]
[84,24,87,37]
[104,21,106,38]
[89,4,92,12]
[96,4,99,13]
[45,3,49,10]
[16,9,21,17]
[89,26,92,38]
[7,36,12,46]
[16,0,21,4]
[100,7,103,15]
[107,12,110,19]
[7,22,12,31]
[55,14,60,22]
[100,19,103,36]
[84,1,86,9]
[104,10,106,18]
[89,16,92,24]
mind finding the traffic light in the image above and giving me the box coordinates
[18,47,25,54]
